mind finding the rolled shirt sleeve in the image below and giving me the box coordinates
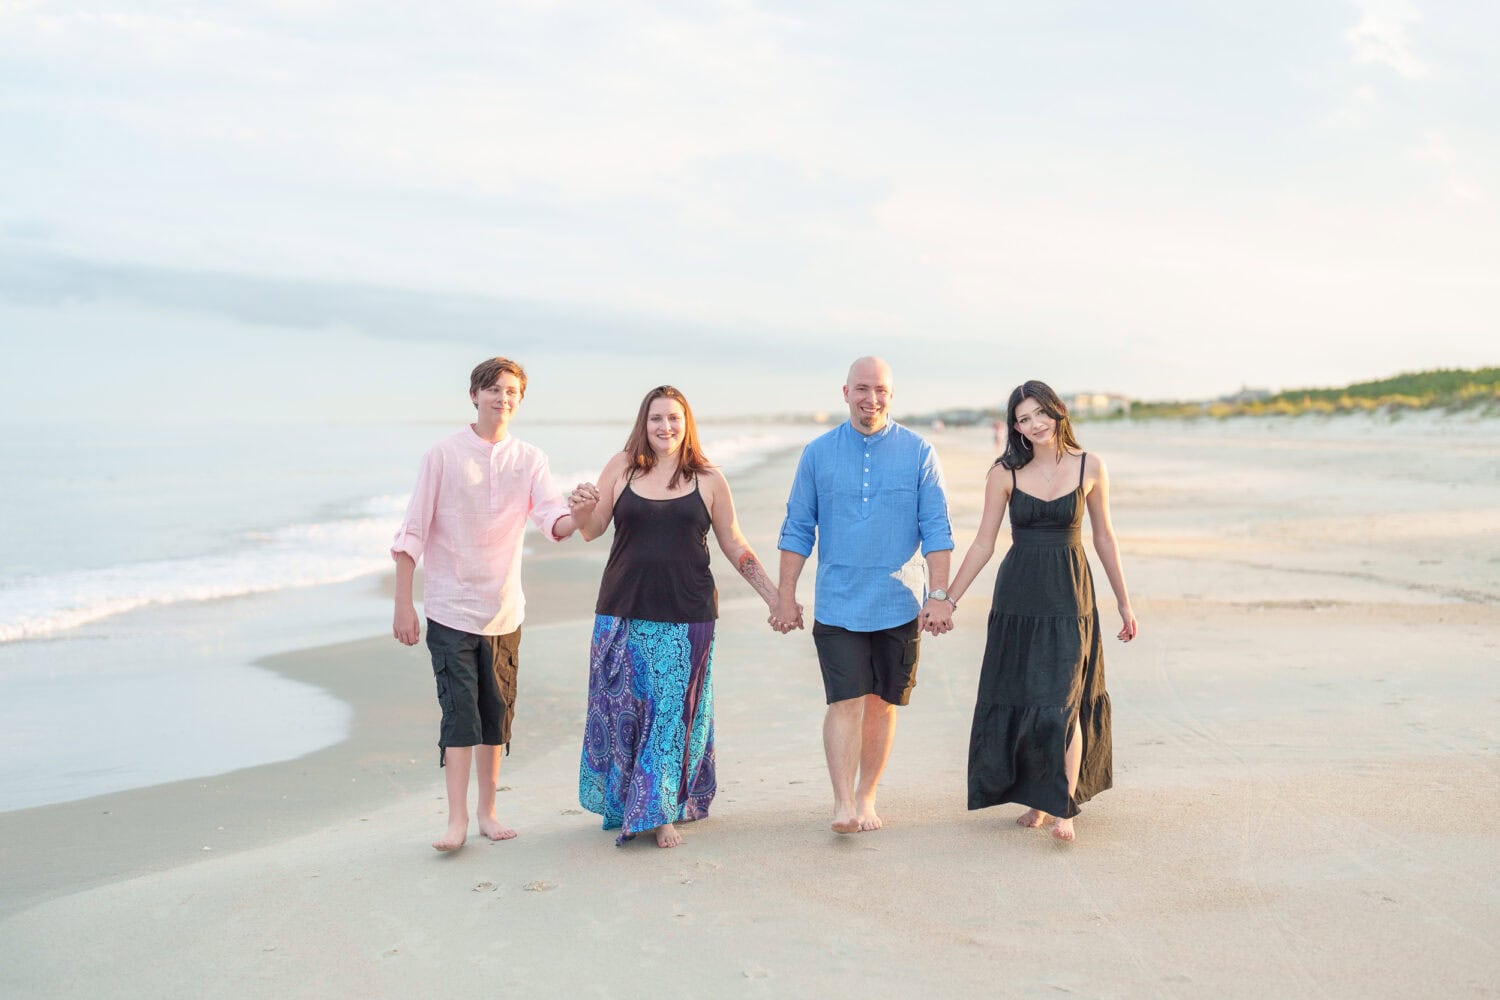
[916,439,954,556]
[391,448,440,564]
[776,445,819,557]
[527,457,570,541]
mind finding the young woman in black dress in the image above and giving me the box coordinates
[933,381,1137,842]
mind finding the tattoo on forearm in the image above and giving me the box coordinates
[737,550,779,604]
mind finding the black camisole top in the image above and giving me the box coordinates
[594,478,718,623]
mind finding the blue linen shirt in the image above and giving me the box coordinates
[777,420,954,632]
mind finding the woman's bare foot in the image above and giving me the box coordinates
[855,796,882,832]
[1016,809,1049,828]
[432,818,468,852]
[1050,817,1075,842]
[478,814,517,841]
[654,823,682,848]
[831,800,860,834]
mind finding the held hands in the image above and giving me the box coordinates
[768,594,804,634]
[1117,602,1139,642]
[567,482,600,519]
[921,598,955,636]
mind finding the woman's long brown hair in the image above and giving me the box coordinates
[622,385,712,490]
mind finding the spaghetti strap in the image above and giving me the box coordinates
[1078,453,1087,489]
[1010,466,1017,489]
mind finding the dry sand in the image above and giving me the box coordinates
[2,415,1497,998]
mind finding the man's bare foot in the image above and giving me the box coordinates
[1016,809,1049,828]
[1050,817,1075,842]
[654,823,682,848]
[855,798,882,832]
[478,815,517,841]
[831,803,860,834]
[432,819,468,852]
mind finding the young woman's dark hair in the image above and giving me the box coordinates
[622,385,712,490]
[997,380,1082,470]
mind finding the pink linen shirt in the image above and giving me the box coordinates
[391,427,569,636]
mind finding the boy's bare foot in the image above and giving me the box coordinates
[433,819,468,852]
[1016,809,1049,828]
[855,797,882,832]
[1050,817,1075,842]
[654,823,682,848]
[478,815,517,841]
[831,802,860,834]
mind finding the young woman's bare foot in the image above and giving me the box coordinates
[432,819,468,852]
[1016,808,1049,828]
[478,815,517,841]
[654,823,682,848]
[831,802,861,834]
[855,797,882,832]
[1050,817,1075,842]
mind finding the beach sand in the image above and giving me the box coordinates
[2,416,1497,998]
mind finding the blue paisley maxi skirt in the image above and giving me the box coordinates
[578,615,716,844]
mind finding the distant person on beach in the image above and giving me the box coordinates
[928,380,1137,842]
[391,356,576,852]
[770,356,954,834]
[566,385,784,848]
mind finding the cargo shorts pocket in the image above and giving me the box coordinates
[426,625,464,764]
[493,631,520,749]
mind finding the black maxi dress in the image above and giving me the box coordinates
[967,454,1112,819]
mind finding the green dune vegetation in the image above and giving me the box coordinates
[1128,366,1500,419]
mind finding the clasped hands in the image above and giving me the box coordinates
[921,598,955,636]
[767,595,805,634]
[567,481,600,517]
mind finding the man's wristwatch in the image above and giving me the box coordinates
[929,589,956,609]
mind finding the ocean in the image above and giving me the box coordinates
[0,416,820,811]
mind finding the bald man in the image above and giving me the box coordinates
[772,357,954,833]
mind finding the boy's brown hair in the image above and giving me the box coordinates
[469,357,528,403]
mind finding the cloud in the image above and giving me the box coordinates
[1346,1,1427,79]
[0,251,784,356]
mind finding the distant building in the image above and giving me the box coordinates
[1218,387,1271,405]
[1068,392,1131,418]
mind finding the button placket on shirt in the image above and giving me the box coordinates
[860,430,875,514]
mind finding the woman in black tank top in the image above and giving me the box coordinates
[565,386,787,849]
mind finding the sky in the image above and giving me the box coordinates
[1,0,1496,422]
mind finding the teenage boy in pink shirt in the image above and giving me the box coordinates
[391,357,576,851]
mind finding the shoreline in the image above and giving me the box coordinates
[0,553,605,921]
